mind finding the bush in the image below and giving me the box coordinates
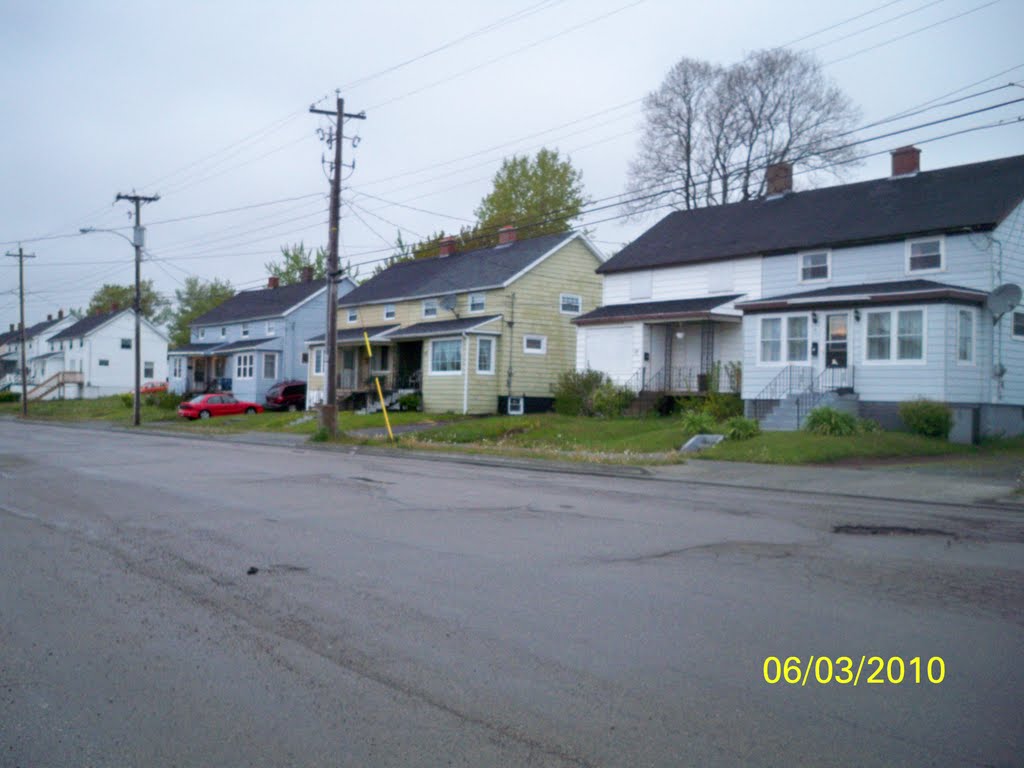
[703,392,743,422]
[119,393,134,408]
[723,416,760,441]
[899,399,952,439]
[857,417,882,434]
[552,369,608,416]
[398,392,421,412]
[655,394,678,416]
[591,381,635,418]
[0,391,20,403]
[803,406,858,436]
[156,392,184,410]
[680,409,718,435]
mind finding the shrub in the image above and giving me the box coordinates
[703,392,743,422]
[591,381,635,418]
[398,392,422,412]
[857,417,882,434]
[680,409,718,435]
[803,406,858,436]
[119,393,134,408]
[553,369,608,416]
[899,399,952,439]
[655,394,678,416]
[156,392,184,410]
[724,361,742,394]
[723,416,760,441]
[0,391,20,403]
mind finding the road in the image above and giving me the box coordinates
[1,421,1021,767]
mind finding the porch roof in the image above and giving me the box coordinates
[169,342,221,355]
[573,295,742,326]
[305,324,401,346]
[735,279,988,313]
[210,338,280,353]
[386,315,503,340]
[29,351,63,361]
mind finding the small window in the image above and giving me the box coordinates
[263,353,277,379]
[266,321,275,335]
[957,309,974,364]
[507,396,524,415]
[121,338,132,349]
[199,329,206,339]
[423,299,438,318]
[468,293,486,313]
[172,357,183,377]
[907,238,943,273]
[1013,311,1024,340]
[313,348,323,375]
[786,317,809,361]
[897,310,923,360]
[559,294,582,314]
[370,346,390,372]
[241,323,250,338]
[430,338,462,373]
[629,271,652,300]
[144,361,154,378]
[866,312,891,360]
[301,351,309,364]
[347,308,358,323]
[864,309,924,362]
[384,303,396,320]
[235,353,254,379]
[523,335,546,354]
[799,252,830,282]
[760,318,782,363]
[477,337,494,374]
[98,359,110,367]
[220,327,226,338]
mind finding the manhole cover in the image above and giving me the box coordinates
[833,524,956,538]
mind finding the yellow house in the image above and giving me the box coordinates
[306,228,605,414]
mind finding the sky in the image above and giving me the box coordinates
[1,0,1022,327]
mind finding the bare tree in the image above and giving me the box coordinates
[625,49,861,216]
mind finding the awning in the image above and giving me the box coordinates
[573,296,742,326]
[306,324,401,346]
[384,315,502,340]
[736,279,987,313]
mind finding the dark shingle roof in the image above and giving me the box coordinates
[191,281,325,326]
[600,154,1024,274]
[306,324,401,344]
[736,279,987,312]
[169,342,221,354]
[385,316,503,340]
[573,295,742,325]
[339,233,573,306]
[49,310,125,341]
[20,316,65,341]
[209,338,280,353]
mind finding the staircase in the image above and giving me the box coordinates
[755,366,857,431]
[359,387,414,415]
[26,371,83,401]
[760,390,859,431]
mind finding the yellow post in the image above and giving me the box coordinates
[363,331,372,357]
[374,377,394,442]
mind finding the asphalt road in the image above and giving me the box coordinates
[1,421,1021,767]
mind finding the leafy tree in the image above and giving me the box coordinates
[87,280,171,323]
[373,231,417,276]
[265,242,327,284]
[625,49,860,216]
[167,276,235,348]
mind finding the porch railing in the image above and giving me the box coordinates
[794,366,856,427]
[750,365,814,420]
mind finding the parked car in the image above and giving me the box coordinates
[178,393,263,420]
[265,380,306,411]
[140,381,168,394]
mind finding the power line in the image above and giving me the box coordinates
[808,0,949,51]
[779,0,912,47]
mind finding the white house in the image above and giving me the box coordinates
[1,311,76,393]
[575,149,1024,440]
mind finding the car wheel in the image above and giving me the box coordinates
[287,404,298,412]
[199,410,211,419]
[245,407,256,414]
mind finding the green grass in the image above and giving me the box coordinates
[0,395,172,425]
[161,408,465,436]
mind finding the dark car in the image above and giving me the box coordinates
[265,380,307,411]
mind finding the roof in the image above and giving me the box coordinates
[191,280,325,326]
[338,233,575,306]
[168,342,222,354]
[207,338,280,353]
[600,154,1024,274]
[573,295,743,325]
[306,324,401,345]
[48,310,125,341]
[735,279,988,312]
[17,316,66,342]
[385,315,503,340]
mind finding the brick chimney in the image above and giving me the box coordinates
[47,314,53,321]
[438,236,457,257]
[498,225,517,245]
[891,146,920,176]
[110,303,119,313]
[8,324,13,332]
[268,276,280,289]
[58,308,64,319]
[300,266,314,282]
[765,162,793,196]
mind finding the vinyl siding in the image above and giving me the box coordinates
[944,306,988,404]
[602,256,761,308]
[993,200,1024,405]
[421,336,466,413]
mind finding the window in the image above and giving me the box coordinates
[199,328,206,339]
[629,271,652,300]
[263,353,277,379]
[507,396,524,415]
[301,351,309,364]
[98,359,109,367]
[430,338,462,373]
[347,308,358,323]
[865,309,925,362]
[144,361,154,378]
[220,327,227,338]
[266,320,275,335]
[78,339,82,347]
[477,337,494,373]
[370,346,390,372]
[313,348,323,375]
[760,318,782,362]
[172,357,183,377]
[241,323,250,337]
[236,353,254,379]
[907,238,943,273]
[523,335,547,354]
[384,303,396,320]
[422,299,438,318]
[120,338,131,349]
[469,293,486,312]
[799,252,830,282]
[957,309,974,364]
[1012,311,1024,339]
[559,294,582,314]
[787,317,809,361]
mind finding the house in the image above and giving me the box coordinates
[0,311,77,393]
[306,227,605,413]
[35,308,169,399]
[577,149,1024,439]
[168,270,355,402]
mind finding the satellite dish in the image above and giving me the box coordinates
[986,283,1022,322]
[439,294,457,311]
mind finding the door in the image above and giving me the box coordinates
[340,349,357,389]
[822,313,849,389]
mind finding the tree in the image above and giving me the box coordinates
[87,280,171,324]
[167,276,235,348]
[265,242,327,285]
[625,49,861,215]
[373,231,417,276]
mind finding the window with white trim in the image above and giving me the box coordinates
[957,309,975,364]
[422,299,438,318]
[220,327,226,338]
[786,317,809,361]
[468,293,486,312]
[559,293,582,314]
[121,338,132,349]
[236,353,254,378]
[199,328,205,339]
[266,320,275,335]
[263,352,277,379]
[370,346,390,372]
[760,318,782,362]
[383,303,396,320]
[241,323,250,337]
[799,251,830,282]
[865,309,924,362]
[477,337,494,373]
[430,338,461,373]
[172,357,183,377]
[507,396,524,415]
[347,308,358,323]
[313,348,323,375]
[144,361,154,378]
[907,238,943,273]
[523,335,546,354]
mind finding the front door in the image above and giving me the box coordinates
[821,312,849,389]
[340,348,357,389]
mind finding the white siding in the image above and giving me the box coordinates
[993,200,1024,405]
[602,257,762,309]
[580,325,636,384]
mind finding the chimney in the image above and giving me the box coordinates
[47,314,53,321]
[8,324,13,332]
[268,276,280,289]
[58,309,63,319]
[891,146,920,177]
[300,266,314,282]
[765,162,793,196]
[438,236,457,257]
[110,303,119,313]
[498,225,517,245]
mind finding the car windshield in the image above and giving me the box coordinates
[188,395,207,404]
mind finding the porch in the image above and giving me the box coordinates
[168,346,231,395]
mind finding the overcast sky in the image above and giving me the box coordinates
[2,0,1022,325]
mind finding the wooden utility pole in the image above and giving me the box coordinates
[114,192,160,426]
[310,94,365,438]
[5,245,35,417]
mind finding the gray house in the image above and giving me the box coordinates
[168,273,355,402]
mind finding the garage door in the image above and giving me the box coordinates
[584,326,634,383]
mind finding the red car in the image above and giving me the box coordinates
[178,393,264,420]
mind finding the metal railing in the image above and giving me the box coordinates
[795,366,856,428]
[750,365,814,420]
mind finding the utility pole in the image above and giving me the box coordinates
[114,192,159,427]
[310,93,365,438]
[5,245,35,417]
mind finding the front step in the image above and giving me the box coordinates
[760,391,859,431]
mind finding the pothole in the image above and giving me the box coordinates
[833,524,957,538]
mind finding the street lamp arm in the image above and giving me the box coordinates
[79,227,136,247]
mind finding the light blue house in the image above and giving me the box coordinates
[168,273,355,403]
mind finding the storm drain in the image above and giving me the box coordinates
[833,524,957,538]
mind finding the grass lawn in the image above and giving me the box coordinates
[697,430,981,464]
[0,395,171,425]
